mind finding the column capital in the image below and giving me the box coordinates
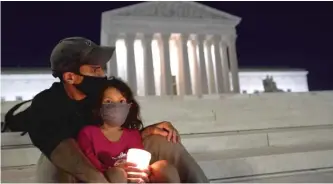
[220,39,228,47]
[142,33,155,41]
[221,35,237,45]
[160,33,171,41]
[124,33,137,41]
[211,35,222,43]
[180,33,190,40]
[205,37,213,46]
[117,33,126,40]
[107,34,120,43]
[195,34,206,43]
[180,34,190,48]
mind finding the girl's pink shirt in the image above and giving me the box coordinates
[77,125,144,172]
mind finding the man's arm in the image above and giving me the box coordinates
[28,97,108,183]
[140,121,180,143]
[50,139,108,183]
[140,124,165,139]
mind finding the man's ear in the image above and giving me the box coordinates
[62,72,75,84]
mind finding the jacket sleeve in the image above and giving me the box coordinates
[27,97,73,158]
[27,92,108,182]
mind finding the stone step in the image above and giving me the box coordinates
[182,125,333,153]
[1,165,36,183]
[211,168,333,183]
[3,167,333,183]
[3,125,333,154]
[2,142,333,182]
[195,142,333,180]
[2,92,333,134]
[1,146,41,168]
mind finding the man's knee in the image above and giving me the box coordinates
[105,167,127,183]
[151,160,175,173]
[143,135,188,169]
[150,160,180,183]
[143,135,209,183]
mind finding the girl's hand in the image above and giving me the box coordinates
[116,162,150,183]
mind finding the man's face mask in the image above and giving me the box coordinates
[100,102,131,126]
[74,75,107,98]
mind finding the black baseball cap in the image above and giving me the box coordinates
[50,37,115,77]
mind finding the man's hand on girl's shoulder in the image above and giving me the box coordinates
[141,121,180,143]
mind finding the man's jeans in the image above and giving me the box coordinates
[36,135,209,183]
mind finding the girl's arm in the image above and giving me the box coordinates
[77,128,107,172]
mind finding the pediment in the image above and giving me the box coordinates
[103,1,241,23]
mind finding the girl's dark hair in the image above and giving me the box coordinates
[93,77,144,131]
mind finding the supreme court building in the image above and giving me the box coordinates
[0,2,309,102]
[101,1,242,97]
[101,1,308,97]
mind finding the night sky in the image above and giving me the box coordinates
[1,1,333,91]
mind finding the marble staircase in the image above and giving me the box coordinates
[2,91,333,182]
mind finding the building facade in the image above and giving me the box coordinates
[101,1,242,97]
[0,2,309,102]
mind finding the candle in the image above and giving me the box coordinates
[127,148,151,170]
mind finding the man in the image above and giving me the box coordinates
[28,37,208,183]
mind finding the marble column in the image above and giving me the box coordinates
[100,31,117,77]
[190,37,202,97]
[125,34,137,96]
[142,34,155,96]
[212,35,224,93]
[197,35,209,94]
[227,36,240,93]
[220,37,231,93]
[178,34,192,95]
[108,35,118,78]
[205,39,216,94]
[160,34,173,96]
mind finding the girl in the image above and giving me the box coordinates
[77,77,180,183]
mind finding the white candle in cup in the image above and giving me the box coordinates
[127,148,151,170]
